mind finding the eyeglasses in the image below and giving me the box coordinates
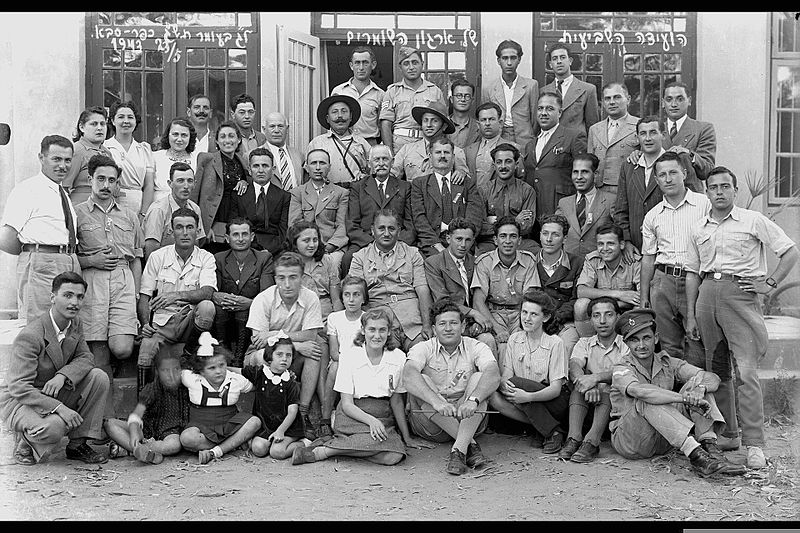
[452,94,473,100]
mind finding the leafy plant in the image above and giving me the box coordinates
[741,170,800,220]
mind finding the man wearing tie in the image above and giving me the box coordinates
[230,148,290,258]
[541,43,599,135]
[0,135,82,323]
[264,112,304,191]
[661,82,717,182]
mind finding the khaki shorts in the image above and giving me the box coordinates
[407,394,489,443]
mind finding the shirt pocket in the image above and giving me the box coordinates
[397,264,414,286]
[157,270,179,293]
[727,231,753,258]
[531,353,549,381]
[695,232,714,258]
[77,221,105,248]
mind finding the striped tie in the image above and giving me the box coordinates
[576,194,586,227]
[278,147,292,190]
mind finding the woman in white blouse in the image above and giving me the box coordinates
[104,101,156,217]
[152,117,198,201]
[291,307,432,466]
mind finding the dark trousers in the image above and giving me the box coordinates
[510,376,570,437]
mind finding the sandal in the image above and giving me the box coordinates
[108,442,131,459]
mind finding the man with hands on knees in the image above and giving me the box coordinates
[403,298,501,476]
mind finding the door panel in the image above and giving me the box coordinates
[277,26,321,149]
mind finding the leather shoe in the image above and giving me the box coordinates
[300,412,317,441]
[688,446,725,477]
[446,448,468,475]
[558,437,582,460]
[65,443,108,464]
[14,438,36,466]
[465,442,489,469]
[747,446,767,469]
[291,446,317,466]
[542,431,564,454]
[700,440,746,475]
[18,432,52,464]
[717,435,741,451]
[570,441,600,463]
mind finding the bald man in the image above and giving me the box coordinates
[264,112,305,191]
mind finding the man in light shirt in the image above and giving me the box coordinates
[187,94,214,153]
[331,46,385,145]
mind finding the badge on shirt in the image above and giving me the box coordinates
[559,281,574,289]
[452,192,462,204]
[552,146,564,155]
[382,101,391,110]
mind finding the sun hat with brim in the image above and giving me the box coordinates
[317,94,361,130]
[411,101,456,135]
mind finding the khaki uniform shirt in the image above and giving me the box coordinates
[406,336,496,400]
[577,251,641,291]
[471,249,540,306]
[380,79,445,131]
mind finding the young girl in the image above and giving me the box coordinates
[104,350,189,464]
[488,289,571,455]
[179,332,262,464]
[243,336,308,459]
[292,308,433,467]
[321,276,368,438]
[285,221,344,439]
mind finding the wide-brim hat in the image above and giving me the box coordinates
[317,94,361,130]
[411,101,456,135]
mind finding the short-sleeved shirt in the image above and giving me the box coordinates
[610,350,701,424]
[380,79,445,130]
[143,194,206,244]
[152,150,199,202]
[327,309,365,355]
[334,347,407,398]
[307,131,371,184]
[471,249,541,306]
[62,137,114,199]
[331,79,386,140]
[570,334,629,376]
[139,245,218,326]
[246,285,323,334]
[181,369,253,407]
[641,190,711,267]
[104,137,155,191]
[577,251,640,291]
[390,138,470,182]
[503,331,567,384]
[350,242,427,303]
[75,197,144,262]
[685,205,796,278]
[302,255,340,301]
[2,172,77,245]
[406,336,496,399]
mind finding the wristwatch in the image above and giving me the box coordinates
[765,277,778,289]
[467,396,481,405]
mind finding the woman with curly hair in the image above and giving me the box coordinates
[152,117,198,201]
[63,106,113,204]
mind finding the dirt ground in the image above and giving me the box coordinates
[0,416,797,522]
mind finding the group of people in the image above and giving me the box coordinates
[0,39,797,479]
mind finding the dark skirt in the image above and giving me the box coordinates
[325,397,407,456]
[188,404,254,444]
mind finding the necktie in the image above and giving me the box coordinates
[669,122,678,140]
[441,176,453,225]
[59,186,76,246]
[377,181,385,202]
[257,185,267,224]
[278,147,292,190]
[457,258,470,305]
[556,79,564,97]
[576,194,586,228]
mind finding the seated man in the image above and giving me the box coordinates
[534,213,584,358]
[609,308,745,477]
[423,217,496,356]
[559,297,628,463]
[349,208,433,351]
[137,207,216,391]
[472,216,540,358]
[142,162,205,262]
[403,298,501,476]
[212,217,275,367]
[574,223,641,337]
[245,251,324,440]
[0,272,110,465]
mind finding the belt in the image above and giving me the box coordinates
[488,302,520,310]
[393,128,423,139]
[21,243,76,254]
[655,263,686,278]
[703,272,746,283]
[375,293,417,305]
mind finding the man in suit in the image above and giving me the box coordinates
[661,82,717,182]
[485,40,539,148]
[423,218,496,356]
[212,217,275,367]
[230,93,266,162]
[587,83,639,197]
[289,148,349,273]
[187,94,215,154]
[231,148,290,258]
[614,116,701,264]
[556,153,615,258]
[342,143,414,277]
[410,136,485,258]
[522,92,588,220]
[0,271,110,465]
[465,102,522,189]
[541,43,599,135]
[264,111,304,191]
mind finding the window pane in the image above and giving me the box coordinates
[663,53,681,72]
[103,49,121,68]
[208,49,226,68]
[585,54,603,72]
[448,51,465,70]
[624,54,641,73]
[124,71,143,111]
[145,72,163,148]
[124,50,142,68]
[644,54,661,72]
[540,18,553,31]
[674,18,686,32]
[427,52,445,70]
[98,12,112,25]
[114,12,171,26]
[585,76,603,107]
[624,75,642,117]
[208,70,226,119]
[777,66,799,109]
[177,13,236,27]
[237,13,252,27]
[187,48,205,67]
[642,74,661,117]
[145,51,163,69]
[228,49,247,68]
[187,70,205,106]
[458,16,470,29]
[321,14,335,28]
[425,72,447,96]
[448,71,466,86]
[615,17,672,32]
[776,157,799,196]
[555,17,610,31]
[570,54,583,72]
[397,15,456,29]
[103,70,121,109]
[229,70,247,108]
[337,15,395,28]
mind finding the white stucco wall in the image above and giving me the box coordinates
[0,12,85,313]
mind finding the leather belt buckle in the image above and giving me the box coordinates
[713,272,722,280]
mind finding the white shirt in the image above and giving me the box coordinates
[49,308,71,343]
[557,74,575,99]
[535,124,559,162]
[434,171,454,231]
[333,346,407,398]
[502,75,518,127]
[181,369,253,407]
[326,309,365,359]
[195,131,210,154]
[606,116,624,143]
[266,142,297,190]
[667,115,688,136]
[636,148,666,187]
[256,181,271,199]
[641,189,712,267]
[2,172,77,245]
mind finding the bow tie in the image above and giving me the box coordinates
[263,366,291,385]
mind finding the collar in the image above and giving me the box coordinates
[502,74,519,90]
[165,245,200,268]
[262,365,291,385]
[435,171,453,183]
[704,205,741,225]
[256,181,271,193]
[374,242,398,258]
[345,78,379,93]
[536,249,570,270]
[577,187,596,206]
[450,115,471,129]
[401,78,432,92]
[637,148,666,169]
[481,135,502,149]
[511,332,557,359]
[607,115,625,128]
[588,334,625,351]
[87,195,120,213]
[491,250,532,270]
[168,194,191,212]
[447,248,466,267]
[668,115,688,132]
[558,74,575,87]
[78,136,103,151]
[538,124,559,138]
[37,171,62,192]
[267,141,288,152]
[375,176,389,188]
[658,189,701,212]
[275,288,306,312]
[328,129,354,140]
[434,337,466,359]
[49,308,71,340]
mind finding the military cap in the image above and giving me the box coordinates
[398,46,422,63]
[615,308,657,341]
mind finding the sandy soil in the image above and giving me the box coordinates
[0,418,797,521]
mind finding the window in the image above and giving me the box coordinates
[769,12,800,202]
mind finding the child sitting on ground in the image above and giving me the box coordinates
[105,350,189,464]
[179,332,262,464]
[243,335,309,459]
